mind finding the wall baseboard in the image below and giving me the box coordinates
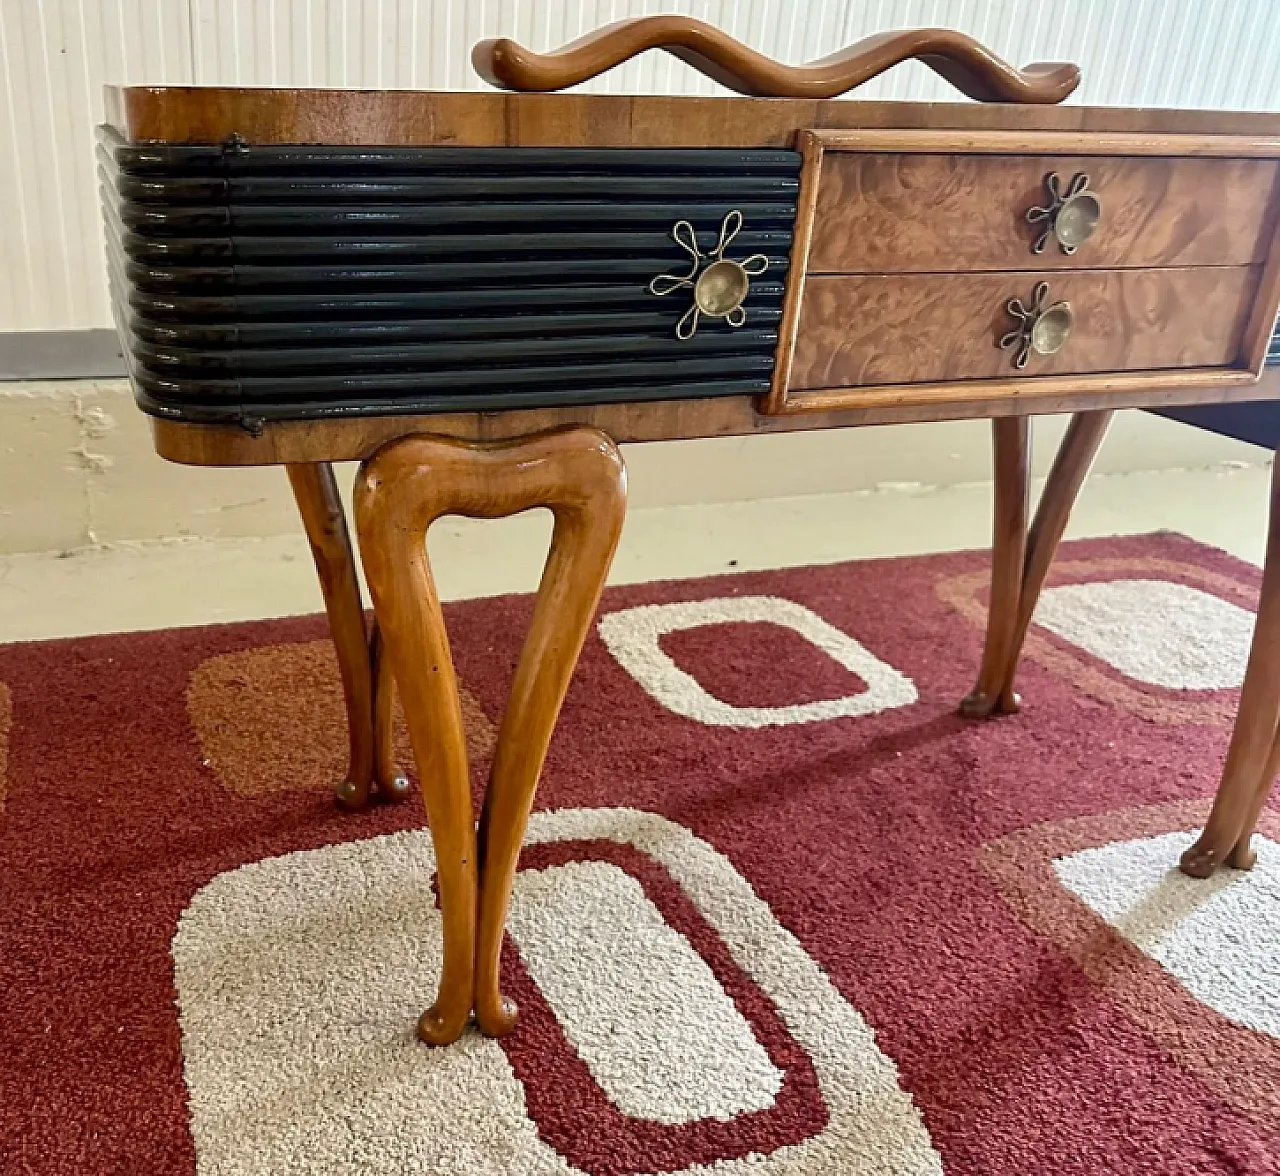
[0,330,126,379]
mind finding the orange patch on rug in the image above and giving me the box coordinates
[187,639,497,795]
[978,797,1280,1134]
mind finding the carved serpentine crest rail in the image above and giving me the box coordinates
[472,15,1081,103]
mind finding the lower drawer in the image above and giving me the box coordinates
[789,267,1257,390]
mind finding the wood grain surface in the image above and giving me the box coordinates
[104,86,1280,149]
[790,267,1258,389]
[472,17,1079,103]
[809,153,1280,273]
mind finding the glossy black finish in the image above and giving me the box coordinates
[109,142,806,176]
[132,328,782,374]
[1146,317,1280,444]
[99,126,800,426]
[116,200,800,234]
[128,308,782,347]
[1152,401,1279,450]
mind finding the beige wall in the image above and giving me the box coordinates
[0,378,1266,555]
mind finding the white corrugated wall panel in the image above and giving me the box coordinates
[0,0,192,332]
[6,0,1280,332]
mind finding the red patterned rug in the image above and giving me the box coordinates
[3,532,1279,1175]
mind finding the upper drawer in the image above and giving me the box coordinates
[807,144,1279,274]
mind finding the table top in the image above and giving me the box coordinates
[107,85,1280,151]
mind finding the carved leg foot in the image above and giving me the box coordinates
[1179,836,1258,879]
[960,686,1021,717]
[1225,841,1260,871]
[1180,737,1272,877]
[961,411,1113,718]
[356,427,627,1045]
[1180,452,1280,878]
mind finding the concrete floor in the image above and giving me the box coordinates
[0,461,1269,645]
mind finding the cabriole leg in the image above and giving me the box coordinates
[287,462,409,809]
[1182,452,1280,878]
[354,427,627,1045]
[961,410,1113,718]
[999,410,1114,707]
[962,416,1031,717]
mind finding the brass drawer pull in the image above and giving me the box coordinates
[1026,171,1101,254]
[649,210,770,339]
[999,281,1074,369]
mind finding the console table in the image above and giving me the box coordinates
[101,17,1280,1046]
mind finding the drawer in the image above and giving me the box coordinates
[808,152,1279,274]
[790,268,1258,390]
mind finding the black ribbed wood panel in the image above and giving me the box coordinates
[98,130,800,429]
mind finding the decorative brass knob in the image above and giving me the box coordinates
[999,281,1074,369]
[648,210,769,339]
[1026,172,1100,255]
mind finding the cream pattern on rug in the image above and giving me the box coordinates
[1054,831,1280,1039]
[507,859,783,1124]
[1033,579,1254,690]
[597,596,918,728]
[171,807,943,1176]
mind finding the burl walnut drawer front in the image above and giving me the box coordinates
[808,152,1278,273]
[768,130,1280,414]
[790,268,1257,389]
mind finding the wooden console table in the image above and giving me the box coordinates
[102,17,1280,1046]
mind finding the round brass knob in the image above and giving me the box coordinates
[1027,172,1100,255]
[999,282,1073,369]
[1029,302,1073,356]
[694,259,750,317]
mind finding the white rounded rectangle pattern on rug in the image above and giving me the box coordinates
[170,808,942,1175]
[507,859,783,1124]
[1032,579,1254,690]
[1053,831,1280,1039]
[597,596,918,727]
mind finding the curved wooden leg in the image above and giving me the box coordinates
[1000,410,1114,706]
[355,451,480,1045]
[961,416,1030,717]
[1182,454,1280,878]
[960,411,1113,718]
[472,438,627,1037]
[287,463,409,810]
[355,427,626,1045]
[287,463,377,809]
